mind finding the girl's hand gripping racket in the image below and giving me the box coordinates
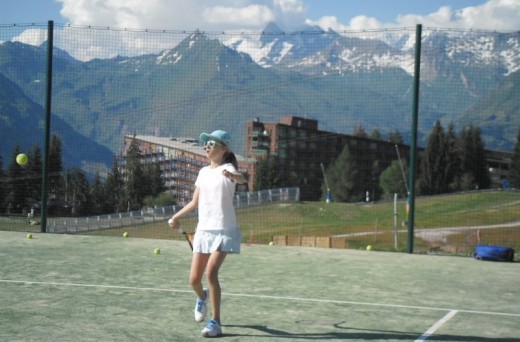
[168,218,193,251]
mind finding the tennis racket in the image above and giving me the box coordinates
[178,226,193,251]
[169,218,193,251]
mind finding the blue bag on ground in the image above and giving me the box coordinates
[473,245,515,262]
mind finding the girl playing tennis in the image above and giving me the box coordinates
[169,129,246,338]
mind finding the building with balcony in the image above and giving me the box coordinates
[119,135,253,205]
[119,119,512,205]
[246,116,412,201]
[245,116,513,200]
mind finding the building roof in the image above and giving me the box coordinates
[126,135,255,162]
[128,135,204,155]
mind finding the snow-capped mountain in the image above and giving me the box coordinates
[225,24,520,79]
[2,23,519,160]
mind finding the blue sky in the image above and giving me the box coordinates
[1,1,488,24]
[2,0,519,62]
[2,0,518,32]
[304,0,489,25]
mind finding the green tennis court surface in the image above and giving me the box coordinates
[1,231,518,341]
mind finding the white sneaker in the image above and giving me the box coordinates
[194,289,208,322]
[201,319,222,338]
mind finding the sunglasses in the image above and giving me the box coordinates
[203,140,225,149]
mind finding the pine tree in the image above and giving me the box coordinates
[26,145,43,200]
[105,158,125,212]
[380,160,409,198]
[509,128,520,188]
[387,130,404,144]
[254,156,281,191]
[457,125,490,190]
[124,137,146,211]
[144,162,165,197]
[64,168,90,216]
[5,146,26,213]
[323,144,359,202]
[49,135,64,197]
[90,172,107,215]
[454,127,474,190]
[352,123,368,138]
[444,123,460,192]
[419,121,447,195]
[0,156,4,212]
[470,126,490,189]
[370,129,382,140]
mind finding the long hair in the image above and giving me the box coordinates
[224,151,238,169]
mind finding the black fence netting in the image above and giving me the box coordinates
[1,22,519,256]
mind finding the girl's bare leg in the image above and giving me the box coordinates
[190,253,210,299]
[206,251,227,323]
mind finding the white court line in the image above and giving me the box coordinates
[1,279,520,318]
[415,310,458,342]
[0,279,193,294]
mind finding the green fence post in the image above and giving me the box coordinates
[407,24,422,253]
[40,20,54,233]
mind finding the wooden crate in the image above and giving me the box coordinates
[287,235,302,246]
[315,236,331,248]
[272,235,287,246]
[330,236,347,249]
[301,236,316,247]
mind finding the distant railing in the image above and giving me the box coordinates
[47,187,300,233]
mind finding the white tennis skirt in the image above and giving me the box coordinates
[192,229,241,254]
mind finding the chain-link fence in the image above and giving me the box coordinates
[43,187,299,233]
[1,22,519,255]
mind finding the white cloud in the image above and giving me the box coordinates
[202,4,275,27]
[272,0,306,29]
[395,6,455,28]
[349,16,383,30]
[305,14,382,32]
[455,0,520,30]
[10,0,520,61]
[308,0,520,32]
[393,1,520,30]
[55,0,307,31]
[57,0,202,30]
[39,0,309,61]
[51,0,520,33]
[13,29,47,46]
[273,0,305,14]
[305,16,345,31]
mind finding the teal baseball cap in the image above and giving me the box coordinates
[199,130,231,146]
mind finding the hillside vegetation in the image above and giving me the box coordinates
[78,189,520,255]
[3,189,519,256]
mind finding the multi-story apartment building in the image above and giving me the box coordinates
[246,116,513,198]
[246,116,412,200]
[119,117,512,205]
[120,135,253,205]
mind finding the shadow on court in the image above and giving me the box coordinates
[1,231,519,341]
[224,324,520,341]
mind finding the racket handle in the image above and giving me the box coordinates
[184,232,193,251]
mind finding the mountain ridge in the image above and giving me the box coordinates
[1,24,519,175]
[0,72,114,174]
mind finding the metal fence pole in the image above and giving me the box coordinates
[407,24,422,254]
[40,20,54,233]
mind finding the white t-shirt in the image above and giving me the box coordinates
[195,163,238,231]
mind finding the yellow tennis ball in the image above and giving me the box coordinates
[26,233,33,239]
[154,248,160,255]
[123,232,129,238]
[269,241,274,246]
[366,245,373,251]
[16,153,28,166]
